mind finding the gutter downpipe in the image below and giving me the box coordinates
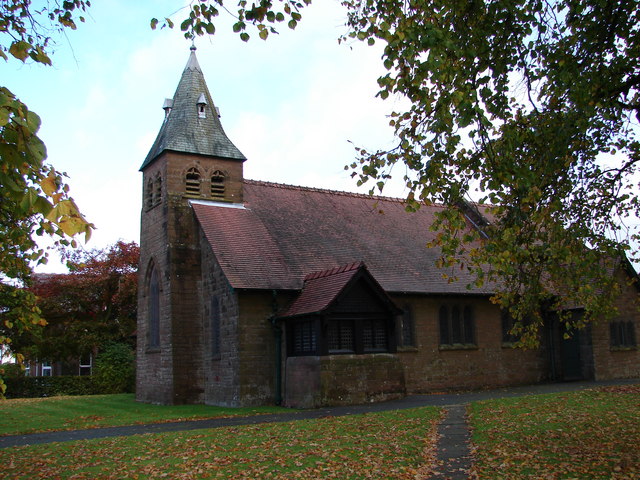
[270,290,283,406]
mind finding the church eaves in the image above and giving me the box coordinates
[140,46,246,171]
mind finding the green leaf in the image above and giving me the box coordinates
[25,110,41,134]
[19,188,39,212]
[26,136,47,162]
[8,41,31,62]
[29,46,51,66]
[0,106,9,127]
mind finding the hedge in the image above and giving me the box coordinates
[3,375,101,398]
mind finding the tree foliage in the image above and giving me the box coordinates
[11,241,139,367]
[93,342,136,394]
[0,0,90,64]
[173,0,640,345]
[0,1,94,392]
[339,0,640,344]
[152,0,311,42]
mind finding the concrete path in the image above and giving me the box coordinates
[1,379,637,452]
[427,404,473,480]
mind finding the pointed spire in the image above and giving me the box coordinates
[185,42,201,72]
[140,46,246,170]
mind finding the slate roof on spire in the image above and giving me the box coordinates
[140,47,246,170]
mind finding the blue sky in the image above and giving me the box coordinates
[2,1,405,271]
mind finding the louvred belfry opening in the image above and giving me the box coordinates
[210,170,225,199]
[185,167,201,197]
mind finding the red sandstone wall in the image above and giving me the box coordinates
[201,235,242,406]
[237,291,281,406]
[137,157,174,404]
[592,271,640,380]
[394,295,548,393]
[285,354,406,408]
[138,151,242,405]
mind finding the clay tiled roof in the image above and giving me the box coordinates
[193,180,494,295]
[282,262,364,317]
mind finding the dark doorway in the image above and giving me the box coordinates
[546,311,594,381]
[560,330,585,381]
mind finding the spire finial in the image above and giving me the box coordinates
[185,40,201,72]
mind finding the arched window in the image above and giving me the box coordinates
[154,175,162,205]
[148,266,160,348]
[439,304,475,346]
[185,167,201,197]
[610,320,636,348]
[211,297,221,358]
[439,306,449,345]
[210,170,225,199]
[399,304,415,347]
[145,179,154,209]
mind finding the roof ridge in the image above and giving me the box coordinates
[242,179,494,209]
[304,261,364,281]
[244,178,415,205]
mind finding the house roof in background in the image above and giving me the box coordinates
[193,180,494,295]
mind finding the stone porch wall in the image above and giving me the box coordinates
[285,354,406,408]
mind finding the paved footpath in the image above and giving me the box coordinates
[428,404,472,480]
[1,379,637,466]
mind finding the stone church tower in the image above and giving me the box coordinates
[136,46,246,404]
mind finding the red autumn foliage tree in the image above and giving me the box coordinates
[13,241,139,366]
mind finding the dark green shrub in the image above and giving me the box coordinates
[4,375,98,398]
[93,343,135,394]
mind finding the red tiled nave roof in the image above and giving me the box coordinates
[192,179,493,295]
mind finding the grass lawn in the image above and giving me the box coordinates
[1,385,639,479]
[0,394,288,435]
[0,406,442,479]
[470,384,640,479]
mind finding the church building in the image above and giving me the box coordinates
[136,47,640,407]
